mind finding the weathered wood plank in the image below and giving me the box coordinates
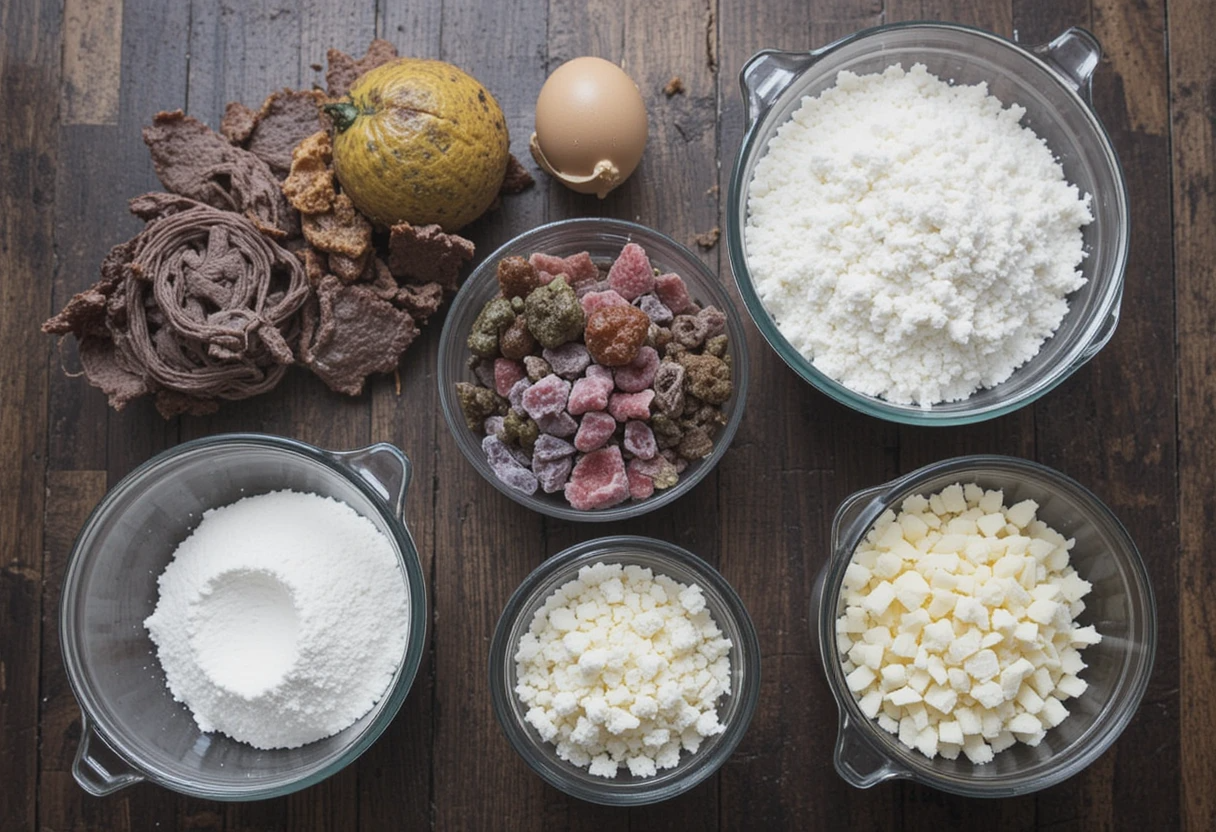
[61,0,124,125]
[427,1,551,828]
[1169,0,1216,826]
[0,0,59,828]
[1031,0,1179,827]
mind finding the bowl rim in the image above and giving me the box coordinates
[437,217,750,521]
[487,535,762,805]
[814,454,1157,796]
[726,20,1131,426]
[58,432,429,801]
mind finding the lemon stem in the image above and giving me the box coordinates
[323,101,359,133]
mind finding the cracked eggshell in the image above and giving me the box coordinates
[530,57,649,198]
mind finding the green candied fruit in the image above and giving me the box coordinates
[468,297,516,358]
[510,295,526,314]
[705,334,729,358]
[455,382,499,431]
[524,275,585,349]
[500,408,540,452]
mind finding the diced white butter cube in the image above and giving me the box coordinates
[893,571,932,610]
[921,620,956,654]
[971,681,1005,709]
[863,581,897,616]
[938,720,964,745]
[915,725,939,759]
[1070,625,1102,646]
[923,684,958,714]
[890,632,919,659]
[1055,674,1088,699]
[963,735,995,764]
[843,562,872,591]
[1040,696,1069,728]
[887,685,923,706]
[1016,684,1045,714]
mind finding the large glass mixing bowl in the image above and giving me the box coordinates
[59,434,428,800]
[726,24,1129,425]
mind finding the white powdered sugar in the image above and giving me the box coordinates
[746,63,1093,406]
[145,490,408,749]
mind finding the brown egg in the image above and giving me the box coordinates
[530,57,649,198]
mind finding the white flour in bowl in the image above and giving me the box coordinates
[745,63,1093,407]
[144,489,408,749]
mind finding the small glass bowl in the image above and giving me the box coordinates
[726,24,1129,425]
[489,536,761,805]
[59,434,428,800]
[437,218,750,521]
[810,455,1155,797]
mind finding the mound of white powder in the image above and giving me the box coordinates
[144,490,409,750]
[746,63,1093,406]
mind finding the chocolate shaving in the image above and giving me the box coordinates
[281,131,335,215]
[44,197,309,417]
[300,275,419,395]
[301,193,372,261]
[143,110,296,238]
[500,154,535,195]
[221,101,258,144]
[325,39,399,98]
[246,89,327,176]
[387,222,474,289]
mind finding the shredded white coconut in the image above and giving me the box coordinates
[144,490,408,750]
[746,63,1093,407]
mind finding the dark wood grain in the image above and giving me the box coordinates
[1170,0,1216,828]
[0,1,59,830]
[0,0,1206,829]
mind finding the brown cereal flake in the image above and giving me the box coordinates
[500,154,535,195]
[142,110,295,237]
[663,76,686,97]
[300,275,419,396]
[325,39,399,97]
[221,101,258,144]
[387,221,474,289]
[246,89,327,176]
[302,193,373,259]
[281,131,335,215]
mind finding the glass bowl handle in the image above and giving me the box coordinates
[326,443,413,519]
[739,49,819,128]
[1073,303,1122,368]
[1033,27,1103,104]
[72,712,144,796]
[834,712,907,789]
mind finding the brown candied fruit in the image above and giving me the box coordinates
[499,315,536,360]
[497,256,542,299]
[677,426,714,460]
[584,305,651,367]
[678,352,732,405]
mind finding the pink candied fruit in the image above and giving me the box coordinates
[655,272,694,315]
[608,389,655,422]
[535,455,574,494]
[520,374,571,420]
[568,375,613,416]
[536,410,578,437]
[564,446,630,510]
[607,243,656,301]
[580,289,630,317]
[623,420,657,460]
[494,358,526,397]
[614,346,659,393]
[574,411,618,453]
[627,467,655,500]
[586,364,613,382]
[530,251,599,288]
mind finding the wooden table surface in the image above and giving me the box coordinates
[2,0,1212,829]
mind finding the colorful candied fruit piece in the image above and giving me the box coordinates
[623,420,658,460]
[584,305,651,366]
[494,358,526,397]
[567,375,613,416]
[606,242,655,301]
[520,373,571,420]
[613,345,659,393]
[654,272,694,315]
[574,411,618,453]
[608,389,654,422]
[564,446,630,510]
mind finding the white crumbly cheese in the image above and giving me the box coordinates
[514,562,732,778]
[835,483,1100,763]
[746,64,1093,406]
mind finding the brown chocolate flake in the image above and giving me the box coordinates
[300,275,419,395]
[387,222,474,289]
[301,193,372,259]
[693,227,720,250]
[325,39,399,98]
[142,110,295,238]
[395,281,445,322]
[663,76,686,97]
[221,101,258,144]
[499,154,535,195]
[328,250,370,282]
[281,130,335,215]
[246,89,327,176]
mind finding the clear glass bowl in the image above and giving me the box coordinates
[59,433,429,800]
[726,23,1130,425]
[488,536,761,805]
[437,218,750,521]
[810,455,1155,797]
